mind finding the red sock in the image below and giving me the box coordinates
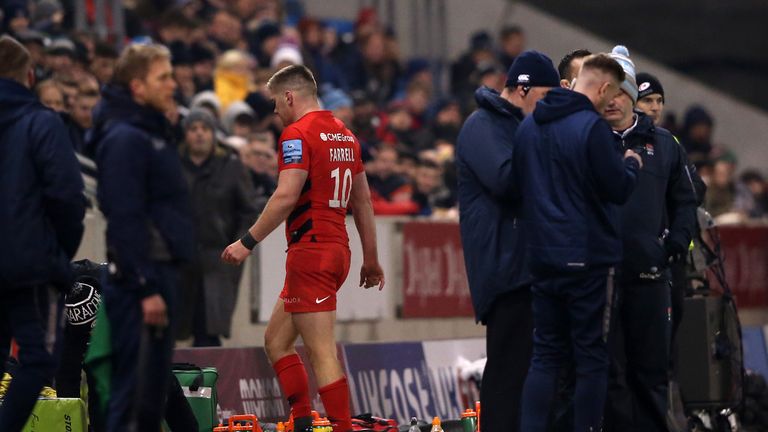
[319,376,352,432]
[273,354,312,419]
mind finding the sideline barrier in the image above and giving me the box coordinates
[176,330,768,425]
[174,338,485,425]
[401,222,472,318]
[398,222,768,313]
[709,225,768,308]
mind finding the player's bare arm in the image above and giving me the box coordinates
[221,168,308,265]
[349,172,384,290]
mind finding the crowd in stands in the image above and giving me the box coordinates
[1,0,766,221]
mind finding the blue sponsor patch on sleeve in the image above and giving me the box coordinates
[282,139,303,164]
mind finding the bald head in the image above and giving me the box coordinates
[0,36,33,86]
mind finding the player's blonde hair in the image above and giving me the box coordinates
[267,65,317,98]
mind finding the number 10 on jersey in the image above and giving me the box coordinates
[329,167,352,208]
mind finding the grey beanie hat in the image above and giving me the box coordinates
[182,108,217,132]
[610,45,638,103]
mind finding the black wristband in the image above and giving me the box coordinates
[239,231,258,250]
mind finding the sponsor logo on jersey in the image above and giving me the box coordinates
[320,132,354,142]
[282,139,303,164]
[645,143,655,156]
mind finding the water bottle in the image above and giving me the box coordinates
[408,417,421,432]
[460,408,478,432]
[430,416,444,432]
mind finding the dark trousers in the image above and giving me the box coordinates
[481,287,533,432]
[0,285,64,432]
[104,263,178,432]
[521,268,614,432]
[605,279,671,432]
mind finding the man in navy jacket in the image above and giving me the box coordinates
[0,35,86,432]
[90,43,195,431]
[457,50,559,432]
[602,50,698,432]
[514,54,642,432]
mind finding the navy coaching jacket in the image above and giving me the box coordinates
[90,84,195,297]
[457,87,531,323]
[613,113,698,281]
[513,88,640,275]
[0,78,85,289]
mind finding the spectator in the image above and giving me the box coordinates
[451,31,495,108]
[240,132,278,209]
[189,42,216,91]
[497,25,526,70]
[67,84,100,154]
[378,101,431,151]
[177,109,260,346]
[190,89,222,120]
[474,62,506,94]
[214,49,256,113]
[90,41,119,85]
[45,38,77,75]
[245,89,283,140]
[35,78,66,112]
[169,41,197,105]
[394,58,432,99]
[705,157,739,218]
[0,34,86,432]
[208,9,245,52]
[89,43,195,431]
[14,29,48,81]
[299,17,346,90]
[2,3,30,35]
[735,170,768,218]
[250,21,282,67]
[321,85,354,126]
[271,43,304,69]
[680,105,715,163]
[411,159,454,216]
[404,81,432,130]
[349,30,401,106]
[156,8,197,45]
[54,73,80,110]
[368,145,418,215]
[350,90,380,145]
[222,100,257,138]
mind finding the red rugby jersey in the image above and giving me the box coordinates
[278,110,364,247]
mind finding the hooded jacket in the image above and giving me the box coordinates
[0,78,86,288]
[89,84,195,297]
[513,88,639,275]
[457,86,531,323]
[612,113,698,281]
